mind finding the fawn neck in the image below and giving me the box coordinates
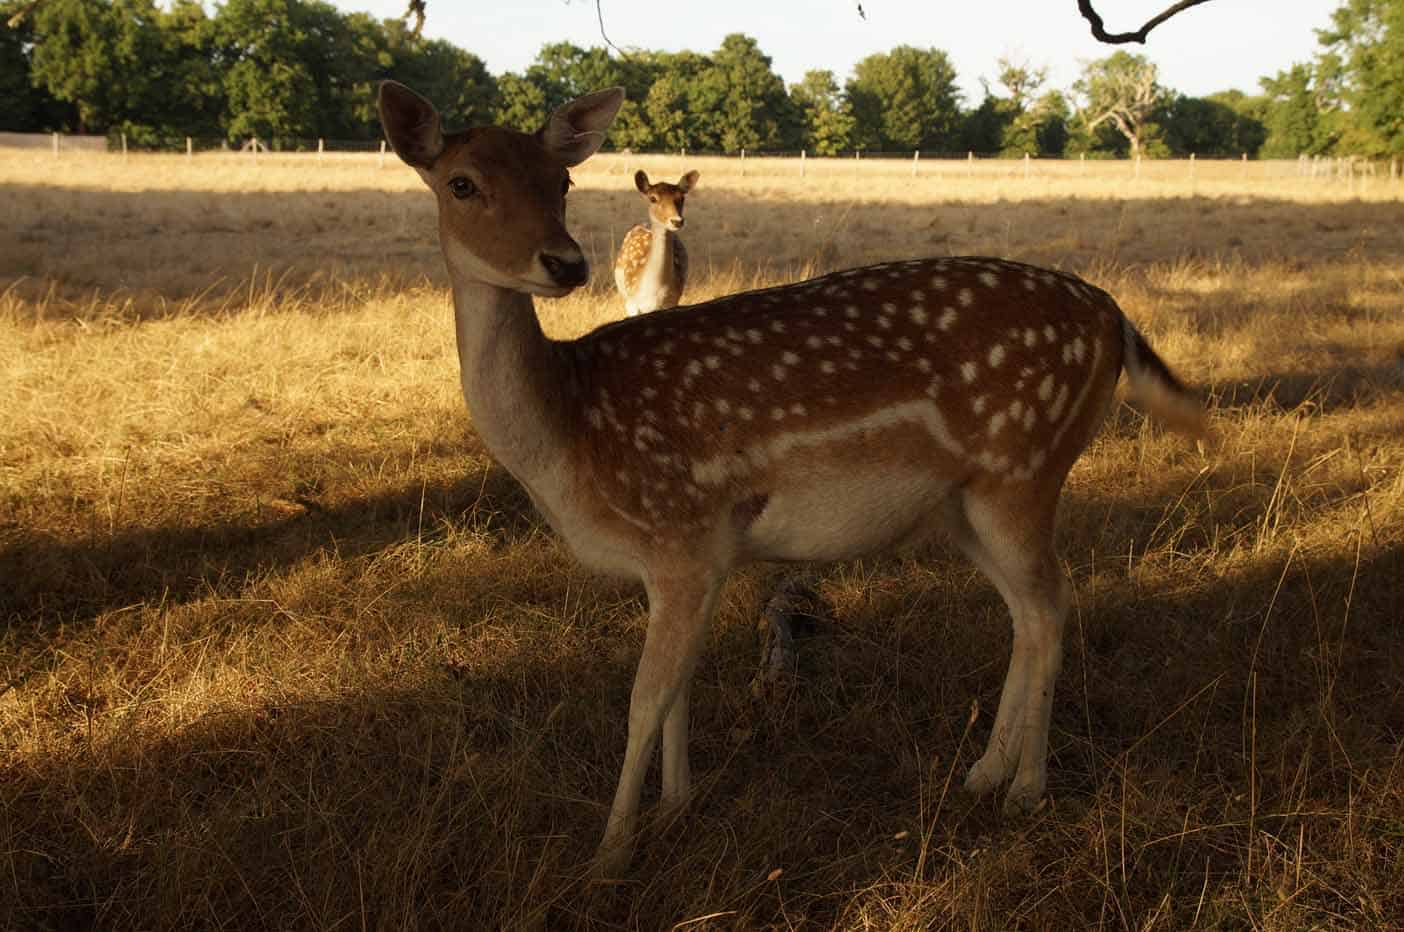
[640,218,677,290]
[451,279,573,481]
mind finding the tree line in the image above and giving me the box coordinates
[1,0,1399,158]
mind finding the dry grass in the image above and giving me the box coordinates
[2,150,1403,931]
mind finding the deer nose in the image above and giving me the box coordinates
[669,217,685,230]
[540,251,589,288]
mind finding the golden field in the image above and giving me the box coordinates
[2,149,1403,930]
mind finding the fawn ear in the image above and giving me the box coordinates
[539,87,625,166]
[634,170,650,194]
[678,170,699,193]
[378,81,443,171]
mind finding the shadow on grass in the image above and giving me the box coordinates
[2,536,1401,930]
[0,458,544,629]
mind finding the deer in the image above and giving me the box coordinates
[614,169,699,316]
[375,80,1210,876]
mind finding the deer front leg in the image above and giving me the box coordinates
[595,570,720,877]
[661,678,692,810]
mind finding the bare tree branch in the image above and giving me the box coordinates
[6,0,45,29]
[403,0,425,38]
[594,0,632,60]
[1077,0,1216,44]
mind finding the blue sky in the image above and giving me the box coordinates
[335,0,1332,103]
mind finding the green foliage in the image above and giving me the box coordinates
[790,70,855,155]
[1160,93,1267,156]
[1317,0,1404,155]
[1005,91,1071,157]
[847,46,961,151]
[0,3,72,131]
[698,34,800,151]
[1259,63,1330,157]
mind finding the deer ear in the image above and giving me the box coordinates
[678,170,699,193]
[539,87,625,166]
[378,80,443,171]
[634,170,650,194]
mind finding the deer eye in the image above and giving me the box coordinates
[648,195,658,203]
[448,176,477,199]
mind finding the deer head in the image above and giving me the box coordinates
[634,170,700,232]
[377,80,624,296]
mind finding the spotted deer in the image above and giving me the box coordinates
[376,80,1209,876]
[614,170,699,316]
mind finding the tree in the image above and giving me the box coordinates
[27,0,173,135]
[696,33,799,151]
[1004,90,1071,156]
[1258,63,1329,157]
[847,46,961,151]
[1074,51,1169,157]
[495,71,552,132]
[790,69,854,154]
[0,0,71,130]
[1316,0,1404,155]
[1160,92,1266,156]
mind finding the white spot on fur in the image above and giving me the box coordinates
[988,344,1006,367]
[1038,373,1055,401]
[961,361,978,383]
[978,271,999,288]
[958,288,974,307]
[938,308,958,330]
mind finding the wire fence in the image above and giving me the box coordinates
[3,131,1400,186]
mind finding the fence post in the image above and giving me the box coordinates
[52,131,59,157]
[967,150,973,176]
[855,148,860,178]
[1242,152,1248,178]
[186,137,192,160]
[318,138,324,163]
[800,148,806,179]
[1189,151,1195,182]
[740,147,745,177]
[379,139,386,168]
[912,149,919,177]
[121,132,128,160]
[1023,152,1030,180]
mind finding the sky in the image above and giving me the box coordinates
[334,0,1333,103]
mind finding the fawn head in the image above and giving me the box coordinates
[378,80,624,296]
[634,170,699,232]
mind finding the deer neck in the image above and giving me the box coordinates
[450,280,573,483]
[641,219,677,290]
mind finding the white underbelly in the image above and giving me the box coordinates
[743,468,955,562]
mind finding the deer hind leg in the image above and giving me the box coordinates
[595,569,721,876]
[954,490,1070,814]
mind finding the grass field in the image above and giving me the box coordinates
[2,150,1403,930]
